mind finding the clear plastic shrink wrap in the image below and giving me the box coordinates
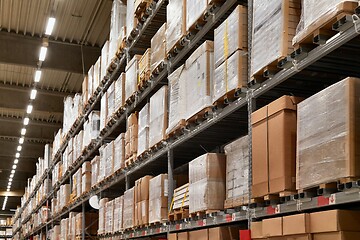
[104,141,114,178]
[109,0,126,61]
[105,200,114,234]
[123,188,135,229]
[114,133,125,172]
[149,174,168,224]
[126,0,136,39]
[138,103,150,155]
[98,198,108,235]
[113,196,124,232]
[189,153,226,213]
[166,0,186,52]
[151,23,167,72]
[166,65,186,135]
[107,81,116,124]
[293,0,358,46]
[251,0,300,77]
[149,86,168,147]
[224,136,249,207]
[115,73,125,111]
[100,92,107,130]
[213,50,247,104]
[186,0,207,31]
[100,41,109,82]
[297,77,360,190]
[125,55,142,101]
[82,76,88,105]
[87,65,94,100]
[91,156,100,187]
[214,5,248,68]
[83,111,100,148]
[184,41,213,120]
[93,57,101,91]
[139,48,151,80]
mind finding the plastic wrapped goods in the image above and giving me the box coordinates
[166,0,186,52]
[87,65,94,100]
[139,48,151,81]
[105,200,114,234]
[113,196,124,232]
[100,92,108,131]
[98,198,109,235]
[251,0,301,77]
[186,0,207,31]
[60,218,68,240]
[189,153,226,213]
[126,0,137,39]
[109,0,126,61]
[75,212,98,236]
[91,156,100,188]
[149,174,168,224]
[184,41,213,121]
[83,111,100,148]
[125,113,138,159]
[166,65,186,135]
[138,103,150,155]
[297,77,360,190]
[293,0,357,47]
[214,5,248,68]
[149,86,168,147]
[224,136,249,208]
[93,57,101,91]
[107,81,116,124]
[123,188,135,229]
[100,41,109,82]
[81,162,91,194]
[125,55,142,101]
[82,76,88,106]
[213,50,247,104]
[105,141,114,178]
[114,133,125,172]
[115,73,125,111]
[151,23,167,72]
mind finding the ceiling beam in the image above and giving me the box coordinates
[0,190,24,197]
[0,31,100,74]
[0,82,76,97]
[0,115,62,128]
[0,135,52,144]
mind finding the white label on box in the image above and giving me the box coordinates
[329,194,336,205]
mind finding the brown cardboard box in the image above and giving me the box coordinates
[286,235,312,240]
[178,232,189,240]
[82,76,88,105]
[128,113,138,127]
[209,226,239,240]
[313,232,360,240]
[189,229,208,240]
[151,23,167,72]
[263,217,283,237]
[252,96,302,197]
[135,175,153,202]
[283,213,310,235]
[168,233,177,240]
[310,210,360,233]
[251,221,263,239]
[139,48,151,79]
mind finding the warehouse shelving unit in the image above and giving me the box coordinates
[0,224,13,239]
[12,0,360,239]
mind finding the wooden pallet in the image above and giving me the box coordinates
[251,191,296,205]
[292,1,358,50]
[125,153,137,168]
[151,60,166,75]
[167,35,188,59]
[135,0,155,22]
[190,209,220,219]
[186,107,212,125]
[224,195,249,209]
[168,208,189,221]
[166,119,186,139]
[136,149,150,161]
[213,88,245,108]
[149,140,166,152]
[138,70,151,91]
[250,57,287,83]
[116,38,127,57]
[149,220,167,226]
[125,92,137,106]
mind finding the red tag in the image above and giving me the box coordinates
[156,228,161,233]
[317,196,329,206]
[176,224,180,230]
[266,206,276,214]
[240,230,251,240]
[225,214,232,222]
[142,230,146,236]
[197,220,204,226]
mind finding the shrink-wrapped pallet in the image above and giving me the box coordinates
[114,133,125,172]
[189,153,226,213]
[93,57,101,91]
[59,184,70,210]
[135,176,152,226]
[151,23,167,72]
[125,55,142,101]
[166,65,186,135]
[82,76,89,106]
[99,145,106,182]
[115,73,125,111]
[105,141,115,178]
[138,103,150,155]
[126,0,137,39]
[83,111,100,148]
[186,0,207,31]
[105,200,114,234]
[113,196,124,232]
[87,66,94,101]
[60,218,68,240]
[213,50,247,104]
[123,188,135,229]
[100,41,109,82]
[75,212,98,236]
[293,0,358,47]
[107,81,116,124]
[251,0,301,78]
[184,41,213,120]
[149,174,168,224]
[100,92,108,131]
[149,86,168,147]
[139,48,151,81]
[72,169,82,198]
[98,198,108,235]
[214,5,248,68]
[52,129,63,159]
[125,113,138,159]
[166,0,186,53]
[224,136,249,208]
[91,156,100,188]
[297,77,360,190]
[109,0,126,61]
[81,161,91,194]
[75,131,83,160]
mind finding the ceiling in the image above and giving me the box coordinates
[0,0,113,212]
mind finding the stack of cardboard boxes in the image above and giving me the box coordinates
[168,226,240,240]
[135,176,153,226]
[125,113,139,162]
[149,174,168,224]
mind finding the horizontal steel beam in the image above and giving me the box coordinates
[0,115,62,128]
[0,82,76,97]
[0,31,101,74]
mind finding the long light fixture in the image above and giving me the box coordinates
[15,153,20,158]
[14,159,18,164]
[17,146,22,151]
[26,105,33,114]
[39,47,47,61]
[12,165,17,170]
[34,70,42,82]
[21,128,26,135]
[19,137,24,144]
[23,117,29,126]
[45,17,56,35]
[30,89,37,100]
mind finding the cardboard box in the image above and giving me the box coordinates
[251,221,263,239]
[149,86,168,147]
[178,232,189,240]
[166,0,186,52]
[151,23,167,72]
[297,77,360,190]
[286,235,312,240]
[149,174,168,224]
[125,55,142,101]
[310,210,360,233]
[252,96,302,197]
[186,0,208,31]
[263,217,283,237]
[82,76,88,105]
[138,103,150,155]
[139,48,151,78]
[313,232,360,240]
[168,233,177,240]
[283,213,310,235]
[123,188,135,229]
[135,175,153,202]
[189,229,208,240]
[209,226,240,240]
[115,73,125,111]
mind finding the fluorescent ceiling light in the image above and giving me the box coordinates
[21,128,26,135]
[9,178,12,182]
[39,47,47,61]
[11,170,15,174]
[30,89,37,100]
[10,174,14,178]
[23,117,29,126]
[26,105,33,114]
[19,137,24,144]
[14,159,18,164]
[12,165,17,170]
[17,146,22,151]
[15,153,20,158]
[34,70,42,82]
[45,17,56,35]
